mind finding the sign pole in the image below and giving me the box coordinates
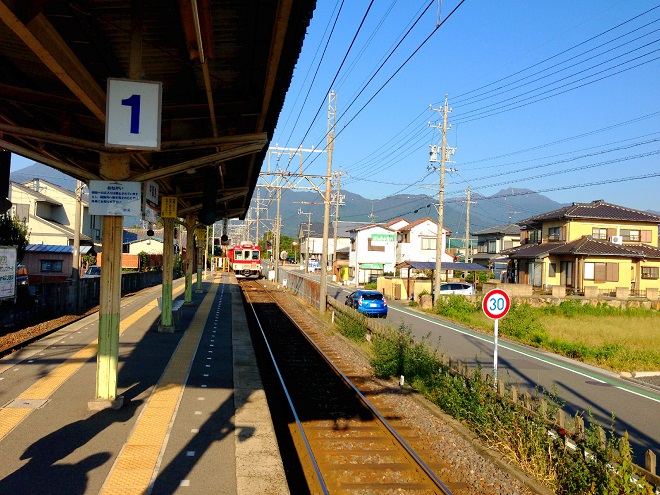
[494,318,499,387]
[482,288,510,391]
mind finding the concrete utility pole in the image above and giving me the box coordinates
[72,180,82,312]
[320,90,336,314]
[298,208,312,273]
[429,95,456,302]
[332,170,346,267]
[464,186,474,263]
[274,177,282,282]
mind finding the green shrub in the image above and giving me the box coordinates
[498,302,548,344]
[433,294,479,323]
[371,323,409,378]
[335,311,368,342]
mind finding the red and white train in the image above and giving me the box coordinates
[226,243,262,279]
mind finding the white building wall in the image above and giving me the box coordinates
[127,239,164,254]
[352,226,397,284]
[396,220,453,264]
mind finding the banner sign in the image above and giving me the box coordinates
[161,196,178,218]
[0,246,17,300]
[89,180,142,216]
[360,263,383,269]
[370,233,395,245]
[143,181,159,223]
[196,228,207,244]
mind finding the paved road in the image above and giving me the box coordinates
[325,282,660,463]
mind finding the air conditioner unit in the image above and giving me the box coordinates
[610,235,623,244]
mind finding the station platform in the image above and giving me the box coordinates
[0,273,288,495]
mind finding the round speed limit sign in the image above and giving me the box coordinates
[482,288,511,319]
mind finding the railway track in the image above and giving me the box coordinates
[240,279,459,495]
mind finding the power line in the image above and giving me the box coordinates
[450,4,660,101]
[453,52,660,125]
[453,24,660,108]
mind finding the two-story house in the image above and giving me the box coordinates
[348,224,397,284]
[503,200,660,294]
[9,178,96,246]
[472,224,521,280]
[298,220,369,265]
[393,217,453,265]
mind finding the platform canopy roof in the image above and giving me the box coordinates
[0,0,315,223]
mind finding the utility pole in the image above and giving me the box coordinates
[274,177,282,282]
[332,170,346,267]
[72,180,82,312]
[464,186,474,263]
[429,95,456,302]
[320,90,336,314]
[298,209,312,273]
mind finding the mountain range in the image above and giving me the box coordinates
[11,163,660,239]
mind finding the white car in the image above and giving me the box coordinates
[437,282,474,295]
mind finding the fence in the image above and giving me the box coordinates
[270,264,321,309]
[0,270,167,333]
[325,293,659,491]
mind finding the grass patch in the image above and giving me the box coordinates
[428,297,660,371]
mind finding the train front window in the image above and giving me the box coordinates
[243,250,251,259]
[251,250,260,260]
[235,250,243,260]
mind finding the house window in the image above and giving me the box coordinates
[584,262,619,282]
[641,267,659,279]
[487,240,497,253]
[41,259,63,272]
[592,228,608,240]
[367,238,385,252]
[549,263,556,277]
[547,226,566,241]
[526,229,541,244]
[620,229,640,242]
[421,237,436,250]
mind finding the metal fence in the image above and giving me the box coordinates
[1,270,167,334]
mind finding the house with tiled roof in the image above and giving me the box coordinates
[393,217,453,265]
[502,200,660,296]
[471,224,521,279]
[9,179,95,246]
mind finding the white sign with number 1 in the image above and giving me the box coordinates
[105,78,162,150]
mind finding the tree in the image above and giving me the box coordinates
[0,213,29,262]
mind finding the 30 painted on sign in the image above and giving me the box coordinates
[482,288,511,319]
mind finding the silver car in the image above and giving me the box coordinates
[438,282,474,295]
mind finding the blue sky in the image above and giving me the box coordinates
[10,1,659,213]
[268,0,660,212]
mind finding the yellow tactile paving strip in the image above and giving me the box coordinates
[0,285,186,442]
[100,280,220,495]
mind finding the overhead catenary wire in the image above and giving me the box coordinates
[294,0,467,176]
[449,3,660,101]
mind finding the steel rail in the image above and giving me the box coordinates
[242,284,330,495]
[241,280,454,495]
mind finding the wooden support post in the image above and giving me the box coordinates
[89,153,129,410]
[159,217,175,333]
[184,214,195,303]
[539,399,548,419]
[598,426,607,450]
[196,241,203,292]
[497,379,506,396]
[556,409,566,430]
[575,415,585,439]
[646,450,656,475]
[511,386,518,404]
[523,392,532,411]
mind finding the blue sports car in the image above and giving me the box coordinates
[345,289,388,318]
